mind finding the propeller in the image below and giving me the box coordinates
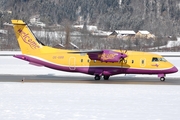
[118,49,128,73]
[119,49,127,63]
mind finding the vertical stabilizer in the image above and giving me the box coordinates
[11,20,42,54]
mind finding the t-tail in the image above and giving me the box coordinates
[11,20,44,55]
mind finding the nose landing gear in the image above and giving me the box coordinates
[158,74,166,81]
[160,77,165,81]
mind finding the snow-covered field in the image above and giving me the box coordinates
[1,83,180,120]
[0,51,180,120]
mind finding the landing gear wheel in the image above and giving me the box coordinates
[160,77,165,81]
[103,75,110,80]
[94,75,101,80]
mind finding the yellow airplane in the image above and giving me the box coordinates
[11,20,178,81]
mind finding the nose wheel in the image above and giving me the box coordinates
[160,77,165,81]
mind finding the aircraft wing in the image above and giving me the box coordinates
[69,50,103,54]
[69,49,127,62]
[162,55,180,57]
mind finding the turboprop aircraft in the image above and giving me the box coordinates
[11,20,178,81]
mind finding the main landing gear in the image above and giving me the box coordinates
[94,75,101,80]
[103,75,110,80]
[94,75,110,80]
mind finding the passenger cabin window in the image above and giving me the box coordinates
[87,59,90,62]
[152,57,159,62]
[142,60,144,64]
[132,60,134,63]
[81,59,83,62]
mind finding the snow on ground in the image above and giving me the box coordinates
[0,83,180,120]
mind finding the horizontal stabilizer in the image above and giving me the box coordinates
[11,20,26,25]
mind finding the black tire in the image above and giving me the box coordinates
[103,75,110,80]
[160,77,165,81]
[94,75,101,80]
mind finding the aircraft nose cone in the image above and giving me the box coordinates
[171,66,178,73]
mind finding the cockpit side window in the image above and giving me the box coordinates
[152,57,158,62]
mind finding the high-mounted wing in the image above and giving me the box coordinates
[69,49,127,62]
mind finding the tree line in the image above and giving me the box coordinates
[0,0,180,51]
[0,0,179,36]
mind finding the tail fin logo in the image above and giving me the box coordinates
[18,29,40,49]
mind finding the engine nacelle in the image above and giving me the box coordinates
[88,50,127,62]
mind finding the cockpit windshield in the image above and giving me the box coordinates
[152,57,167,62]
[159,57,167,62]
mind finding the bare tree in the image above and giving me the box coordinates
[62,19,71,49]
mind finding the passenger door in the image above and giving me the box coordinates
[69,57,76,70]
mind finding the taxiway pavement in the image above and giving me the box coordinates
[0,75,179,85]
